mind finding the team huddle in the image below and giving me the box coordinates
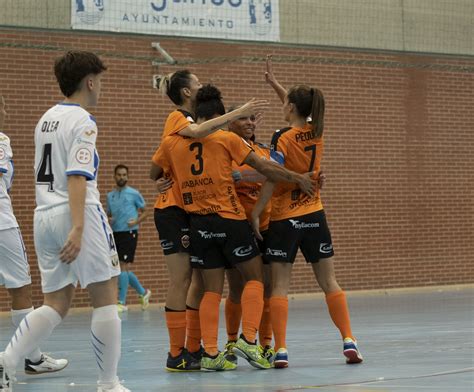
[0,51,362,391]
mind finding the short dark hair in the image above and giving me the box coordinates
[54,51,107,97]
[195,84,225,120]
[114,164,129,175]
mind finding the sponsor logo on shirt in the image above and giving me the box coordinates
[182,177,214,189]
[319,243,333,254]
[289,219,320,229]
[233,245,254,257]
[183,192,193,205]
[198,230,226,239]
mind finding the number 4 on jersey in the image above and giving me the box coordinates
[36,143,54,191]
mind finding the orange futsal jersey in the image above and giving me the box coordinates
[269,124,324,221]
[153,109,195,210]
[153,130,253,220]
[232,140,272,230]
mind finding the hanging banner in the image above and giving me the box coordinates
[71,0,280,42]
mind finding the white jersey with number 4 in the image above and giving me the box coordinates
[34,103,101,210]
[0,132,19,230]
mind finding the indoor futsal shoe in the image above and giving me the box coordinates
[200,351,237,371]
[262,345,276,364]
[97,380,131,392]
[223,341,238,365]
[233,335,271,369]
[166,348,201,372]
[25,354,68,375]
[343,338,363,364]
[189,346,205,361]
[0,352,15,391]
[139,289,152,311]
[274,348,289,368]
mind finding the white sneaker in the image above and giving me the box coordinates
[139,289,152,310]
[117,303,128,313]
[24,353,68,375]
[97,381,131,392]
[0,352,16,391]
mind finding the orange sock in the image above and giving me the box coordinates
[325,290,355,340]
[241,280,264,343]
[165,310,186,357]
[259,297,272,347]
[224,298,242,342]
[270,296,288,351]
[185,308,201,353]
[199,292,221,356]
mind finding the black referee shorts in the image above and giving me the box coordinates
[113,230,139,263]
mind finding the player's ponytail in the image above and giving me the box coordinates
[310,87,325,138]
[287,85,325,138]
[158,70,192,105]
[157,74,171,96]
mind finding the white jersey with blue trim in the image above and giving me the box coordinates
[0,132,19,230]
[34,103,101,210]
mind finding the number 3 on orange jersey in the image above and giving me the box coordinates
[190,142,204,175]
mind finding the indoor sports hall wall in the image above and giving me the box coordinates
[0,29,472,310]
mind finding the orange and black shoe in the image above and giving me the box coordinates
[165,348,201,372]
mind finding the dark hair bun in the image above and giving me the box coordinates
[196,84,222,103]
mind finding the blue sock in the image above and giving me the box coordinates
[128,271,146,296]
[118,271,129,304]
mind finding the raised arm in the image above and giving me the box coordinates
[265,55,287,103]
[243,151,317,197]
[178,98,268,138]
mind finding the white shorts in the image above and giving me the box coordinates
[0,227,31,289]
[34,204,121,293]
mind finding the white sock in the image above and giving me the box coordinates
[4,305,62,369]
[11,308,43,363]
[91,305,121,386]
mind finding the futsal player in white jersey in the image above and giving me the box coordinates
[0,96,68,382]
[0,52,129,392]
